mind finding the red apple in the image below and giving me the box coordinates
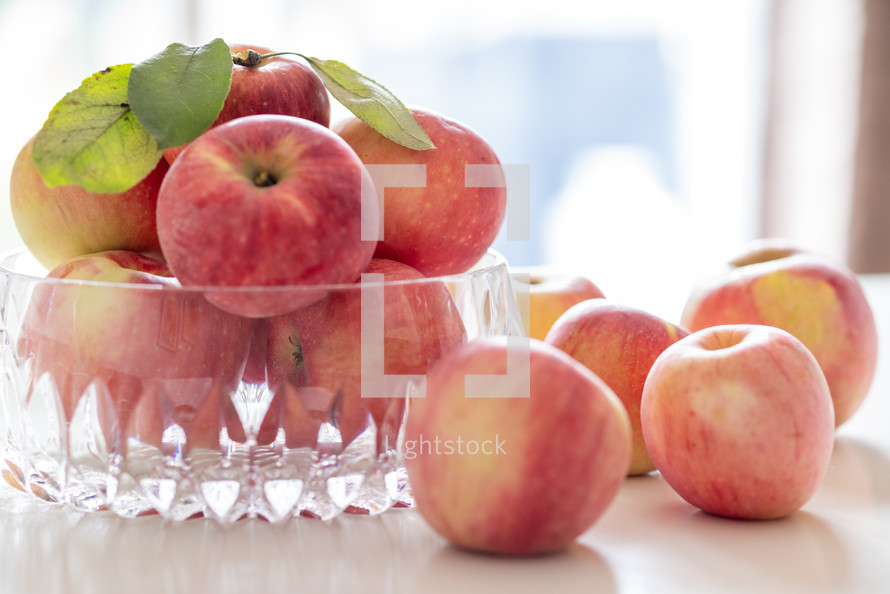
[545,299,689,475]
[681,239,878,427]
[163,43,330,164]
[241,317,270,384]
[334,107,506,277]
[17,250,252,438]
[510,266,605,340]
[640,324,835,520]
[9,134,169,271]
[263,258,467,449]
[404,336,631,556]
[156,114,379,318]
[125,374,249,454]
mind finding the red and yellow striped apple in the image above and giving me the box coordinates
[681,239,878,427]
[404,337,631,556]
[545,299,689,475]
[641,324,835,520]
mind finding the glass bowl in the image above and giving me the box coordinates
[0,248,522,522]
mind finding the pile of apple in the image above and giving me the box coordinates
[7,41,879,559]
[8,45,503,469]
[405,238,877,555]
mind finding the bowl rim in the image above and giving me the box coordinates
[0,246,510,292]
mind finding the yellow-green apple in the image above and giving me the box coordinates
[334,107,506,277]
[156,114,379,318]
[680,239,878,427]
[264,258,467,449]
[163,43,330,164]
[9,134,170,271]
[17,250,252,438]
[641,324,835,520]
[545,299,689,475]
[510,266,605,340]
[404,336,631,556]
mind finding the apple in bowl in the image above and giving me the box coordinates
[641,324,835,520]
[9,134,169,271]
[335,106,506,277]
[17,250,252,440]
[263,258,468,449]
[681,239,878,427]
[162,43,330,164]
[156,114,379,318]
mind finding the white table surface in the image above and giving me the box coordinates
[2,277,889,594]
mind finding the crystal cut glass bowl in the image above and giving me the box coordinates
[0,247,521,522]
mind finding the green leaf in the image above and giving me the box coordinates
[128,38,233,149]
[302,56,435,151]
[32,64,163,194]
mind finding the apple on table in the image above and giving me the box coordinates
[510,266,605,340]
[17,250,252,446]
[545,299,689,475]
[641,324,835,520]
[156,114,380,318]
[9,134,170,271]
[404,336,631,556]
[681,238,878,427]
[335,106,506,277]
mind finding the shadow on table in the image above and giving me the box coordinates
[589,471,854,594]
[675,508,849,592]
[412,540,616,594]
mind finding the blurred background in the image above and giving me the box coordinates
[0,0,884,319]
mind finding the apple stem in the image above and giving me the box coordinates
[232,50,308,68]
[254,171,277,187]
